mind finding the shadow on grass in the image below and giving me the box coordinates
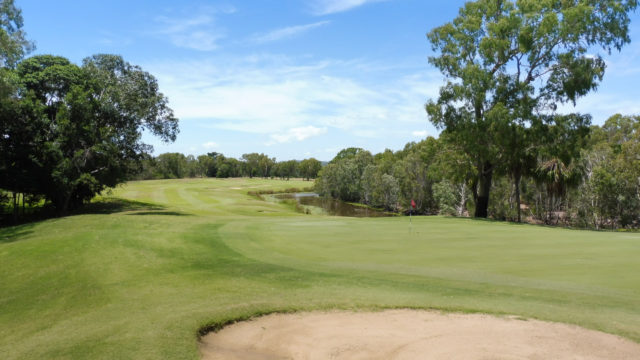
[77,198,165,215]
[126,211,193,217]
[0,222,36,244]
[440,215,630,232]
[1,197,167,229]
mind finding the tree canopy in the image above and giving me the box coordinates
[1,54,178,214]
[0,0,33,68]
[426,0,638,218]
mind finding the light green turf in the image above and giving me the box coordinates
[1,178,639,359]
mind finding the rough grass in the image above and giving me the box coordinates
[0,177,639,359]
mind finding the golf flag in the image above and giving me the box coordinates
[409,199,415,233]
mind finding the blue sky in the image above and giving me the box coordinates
[18,0,640,161]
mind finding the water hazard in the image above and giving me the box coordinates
[274,193,394,218]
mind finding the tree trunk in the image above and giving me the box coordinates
[547,193,554,225]
[514,171,521,223]
[53,192,72,216]
[12,191,18,222]
[474,162,493,218]
[457,183,467,216]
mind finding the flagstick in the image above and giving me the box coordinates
[410,209,412,233]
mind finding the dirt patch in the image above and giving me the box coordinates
[199,310,640,359]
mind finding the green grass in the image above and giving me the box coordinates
[1,177,639,359]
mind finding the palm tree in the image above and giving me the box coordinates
[535,157,583,224]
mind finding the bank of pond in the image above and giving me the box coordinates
[268,192,395,218]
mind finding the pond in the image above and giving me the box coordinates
[273,193,394,218]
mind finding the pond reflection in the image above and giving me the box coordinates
[274,193,394,217]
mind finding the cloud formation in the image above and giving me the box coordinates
[310,0,389,15]
[144,55,440,142]
[250,21,330,44]
[154,6,235,51]
[202,141,219,149]
[269,126,328,144]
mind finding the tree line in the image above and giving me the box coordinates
[131,152,323,181]
[315,114,640,230]
[3,0,638,232]
[314,0,640,230]
[0,1,178,220]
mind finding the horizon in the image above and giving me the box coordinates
[19,0,640,161]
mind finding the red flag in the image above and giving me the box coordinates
[411,199,416,209]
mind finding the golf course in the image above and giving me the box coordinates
[1,178,639,359]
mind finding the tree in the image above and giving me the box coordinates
[492,118,527,222]
[0,0,34,220]
[392,138,441,214]
[0,0,33,68]
[8,54,178,213]
[361,165,400,210]
[426,0,638,218]
[197,154,215,177]
[298,158,322,180]
[316,150,372,202]
[575,114,640,229]
[241,153,272,178]
[279,160,298,180]
[330,147,366,163]
[155,153,187,179]
[0,90,43,220]
[428,136,476,216]
[532,114,590,223]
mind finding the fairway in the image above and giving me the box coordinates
[1,178,639,359]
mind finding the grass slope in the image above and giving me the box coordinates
[1,178,639,359]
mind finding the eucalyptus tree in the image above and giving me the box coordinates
[298,158,322,180]
[426,0,638,218]
[155,153,188,179]
[281,160,299,180]
[576,115,640,229]
[393,138,441,214]
[330,147,367,163]
[316,148,373,202]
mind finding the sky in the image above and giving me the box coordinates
[18,0,640,161]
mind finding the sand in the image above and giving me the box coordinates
[199,310,640,360]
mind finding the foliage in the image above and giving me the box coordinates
[361,165,400,210]
[0,0,33,68]
[155,153,188,179]
[572,115,640,229]
[298,158,322,180]
[432,180,458,216]
[1,54,178,213]
[129,151,324,181]
[425,0,637,218]
[316,149,373,202]
[241,153,275,178]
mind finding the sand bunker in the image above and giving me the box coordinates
[199,310,640,359]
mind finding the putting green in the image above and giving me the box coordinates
[0,178,639,359]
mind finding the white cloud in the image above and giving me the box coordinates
[154,7,232,51]
[412,130,428,137]
[310,0,390,15]
[203,141,219,149]
[251,21,330,44]
[143,55,441,142]
[269,126,327,144]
